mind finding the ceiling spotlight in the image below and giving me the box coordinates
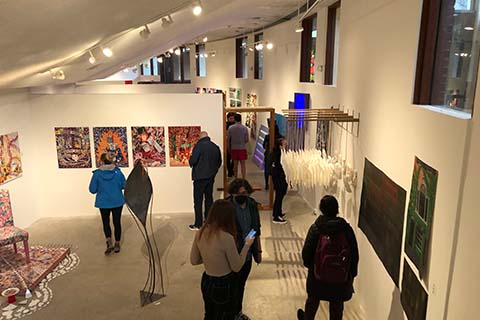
[465,26,474,31]
[161,15,173,28]
[139,25,151,39]
[211,51,216,57]
[203,36,208,42]
[51,69,65,80]
[248,47,254,52]
[88,51,96,64]
[158,56,164,63]
[204,53,209,58]
[169,48,174,54]
[193,2,203,16]
[195,54,199,59]
[123,68,129,73]
[255,43,264,51]
[165,52,172,58]
[266,42,274,50]
[102,47,113,57]
[175,48,181,56]
[295,22,304,33]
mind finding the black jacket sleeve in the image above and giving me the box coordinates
[216,145,222,170]
[189,144,200,167]
[346,225,359,278]
[302,224,319,269]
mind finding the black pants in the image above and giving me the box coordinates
[227,152,234,177]
[234,258,252,315]
[201,272,238,320]
[272,175,288,218]
[194,177,215,227]
[100,206,123,241]
[304,296,344,320]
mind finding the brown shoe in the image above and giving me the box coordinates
[114,242,121,253]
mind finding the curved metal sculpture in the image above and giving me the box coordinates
[124,160,165,306]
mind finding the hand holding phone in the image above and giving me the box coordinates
[247,229,256,239]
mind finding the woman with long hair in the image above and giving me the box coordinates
[191,199,255,320]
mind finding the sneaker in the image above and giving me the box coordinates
[188,224,200,231]
[236,313,251,320]
[297,309,305,320]
[273,217,287,224]
[280,212,287,218]
[114,242,121,253]
[104,240,114,256]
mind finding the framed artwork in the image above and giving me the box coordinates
[401,260,428,320]
[168,126,201,167]
[0,132,22,185]
[405,157,438,281]
[54,127,92,168]
[131,126,166,167]
[93,127,129,167]
[229,87,242,107]
[359,158,407,287]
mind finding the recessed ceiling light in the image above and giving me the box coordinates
[465,26,474,31]
[102,47,113,57]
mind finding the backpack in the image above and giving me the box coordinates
[314,231,351,284]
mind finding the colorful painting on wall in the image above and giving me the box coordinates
[229,87,242,107]
[168,126,201,167]
[358,158,407,287]
[0,132,22,185]
[401,260,428,320]
[54,127,92,169]
[246,93,258,139]
[131,126,166,167]
[93,127,129,167]
[405,157,438,282]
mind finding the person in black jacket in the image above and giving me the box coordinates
[268,137,288,224]
[298,195,359,320]
[188,131,222,230]
[226,178,262,320]
[262,124,282,190]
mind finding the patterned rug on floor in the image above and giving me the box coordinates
[0,249,79,320]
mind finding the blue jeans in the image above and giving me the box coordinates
[201,272,238,320]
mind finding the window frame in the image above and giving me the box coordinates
[300,14,317,83]
[325,1,341,86]
[254,33,264,80]
[236,36,248,79]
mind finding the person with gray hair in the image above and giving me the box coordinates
[188,131,222,230]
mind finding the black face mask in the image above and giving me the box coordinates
[234,195,248,205]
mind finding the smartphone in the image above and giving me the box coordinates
[247,229,256,239]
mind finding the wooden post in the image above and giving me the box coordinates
[268,109,275,209]
[223,110,228,199]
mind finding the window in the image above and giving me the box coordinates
[236,37,248,78]
[414,0,480,114]
[325,1,341,86]
[254,33,264,80]
[300,14,317,83]
[196,44,206,77]
[156,47,191,83]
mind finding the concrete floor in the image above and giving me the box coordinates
[22,187,365,320]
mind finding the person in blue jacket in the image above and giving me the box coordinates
[89,153,126,255]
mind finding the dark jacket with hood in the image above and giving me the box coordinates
[302,215,359,301]
[189,136,222,181]
[89,165,126,208]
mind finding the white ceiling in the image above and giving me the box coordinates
[0,0,302,89]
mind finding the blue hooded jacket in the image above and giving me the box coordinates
[89,165,126,209]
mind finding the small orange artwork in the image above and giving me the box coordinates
[168,126,201,167]
[0,132,22,185]
[93,127,129,167]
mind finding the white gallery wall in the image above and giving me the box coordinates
[0,92,223,227]
[190,0,477,319]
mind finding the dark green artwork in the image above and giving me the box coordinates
[405,157,438,281]
[401,260,428,320]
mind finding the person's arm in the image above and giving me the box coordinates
[347,225,359,278]
[119,170,126,190]
[224,233,253,272]
[189,145,200,167]
[227,129,232,152]
[190,233,203,265]
[244,127,249,144]
[88,173,98,194]
[302,225,318,268]
[216,146,222,169]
